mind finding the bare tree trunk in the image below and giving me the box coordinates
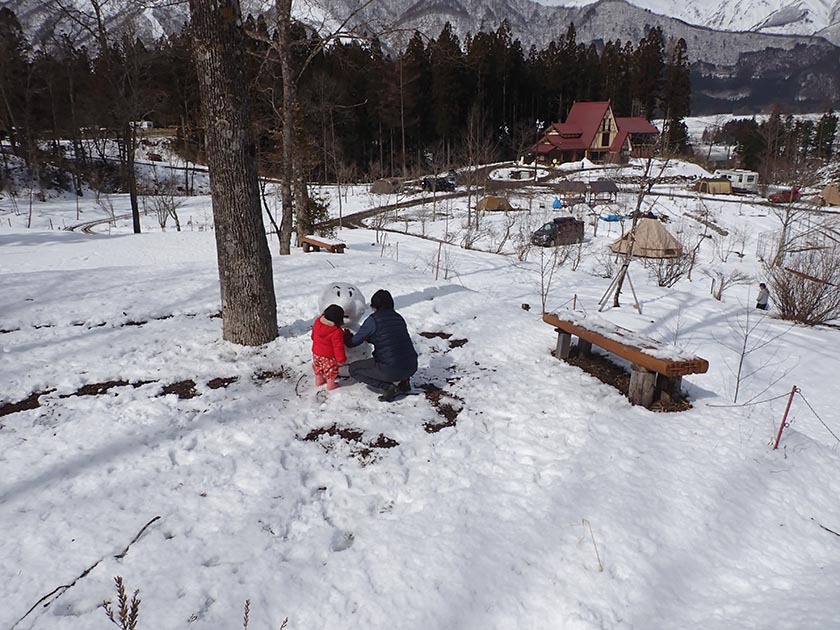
[123,122,141,233]
[189,0,278,346]
[275,0,294,254]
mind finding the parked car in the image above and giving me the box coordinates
[627,210,670,223]
[422,176,455,192]
[531,216,584,247]
[768,187,800,203]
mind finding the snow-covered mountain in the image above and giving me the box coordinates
[536,0,840,44]
[3,0,839,112]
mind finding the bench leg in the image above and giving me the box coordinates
[578,339,592,356]
[302,242,311,253]
[657,375,683,401]
[554,330,571,360]
[629,365,656,407]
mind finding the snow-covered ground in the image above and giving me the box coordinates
[2,159,840,629]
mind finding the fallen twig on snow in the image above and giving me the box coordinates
[12,515,162,628]
[812,518,840,538]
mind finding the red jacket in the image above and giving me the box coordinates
[311,316,347,363]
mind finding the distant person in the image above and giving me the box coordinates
[311,304,346,391]
[345,289,418,402]
[756,282,770,311]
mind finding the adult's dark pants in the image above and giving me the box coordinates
[349,358,417,391]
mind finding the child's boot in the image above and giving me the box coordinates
[314,374,326,386]
[326,379,339,391]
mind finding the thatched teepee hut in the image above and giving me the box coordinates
[610,218,683,258]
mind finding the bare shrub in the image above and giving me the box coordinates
[765,247,840,325]
[97,194,117,226]
[537,245,574,312]
[149,191,184,231]
[513,228,531,261]
[491,214,517,254]
[460,221,489,250]
[715,305,795,403]
[645,253,693,287]
[704,268,753,301]
[557,241,588,271]
[591,250,617,278]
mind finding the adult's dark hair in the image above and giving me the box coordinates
[323,304,345,325]
[370,289,394,310]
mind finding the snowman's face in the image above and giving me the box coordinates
[319,283,367,325]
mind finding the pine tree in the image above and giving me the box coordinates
[631,26,664,119]
[0,8,31,160]
[813,110,838,161]
[661,38,691,154]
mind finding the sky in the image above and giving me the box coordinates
[2,141,840,629]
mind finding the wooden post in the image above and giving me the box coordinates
[554,330,571,359]
[578,340,592,356]
[773,385,798,450]
[629,365,656,407]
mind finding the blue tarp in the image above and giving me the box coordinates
[552,197,562,209]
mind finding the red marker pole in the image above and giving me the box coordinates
[773,385,798,450]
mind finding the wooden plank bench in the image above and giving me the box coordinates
[543,311,709,407]
[300,235,346,253]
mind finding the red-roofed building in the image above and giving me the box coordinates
[532,102,659,164]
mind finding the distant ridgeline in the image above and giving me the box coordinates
[0,0,837,186]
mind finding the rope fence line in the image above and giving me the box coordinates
[773,385,840,449]
[796,390,840,444]
[705,391,793,408]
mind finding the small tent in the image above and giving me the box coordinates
[696,178,732,195]
[819,183,840,207]
[476,195,513,212]
[370,178,400,194]
[610,218,683,258]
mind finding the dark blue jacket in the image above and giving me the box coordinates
[347,308,418,375]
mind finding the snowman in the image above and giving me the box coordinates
[318,282,367,325]
[318,283,370,367]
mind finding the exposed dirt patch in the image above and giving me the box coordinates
[0,327,20,334]
[254,367,293,382]
[304,424,365,443]
[421,384,464,433]
[0,367,289,417]
[160,380,198,400]
[207,377,238,390]
[0,389,55,417]
[60,380,130,398]
[420,331,468,349]
[564,346,692,412]
[369,434,399,449]
[302,423,399,463]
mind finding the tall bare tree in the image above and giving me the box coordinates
[189,0,278,346]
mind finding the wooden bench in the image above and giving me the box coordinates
[300,235,346,253]
[543,311,709,407]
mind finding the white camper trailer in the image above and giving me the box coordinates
[713,169,759,194]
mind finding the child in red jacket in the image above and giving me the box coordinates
[311,304,347,390]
